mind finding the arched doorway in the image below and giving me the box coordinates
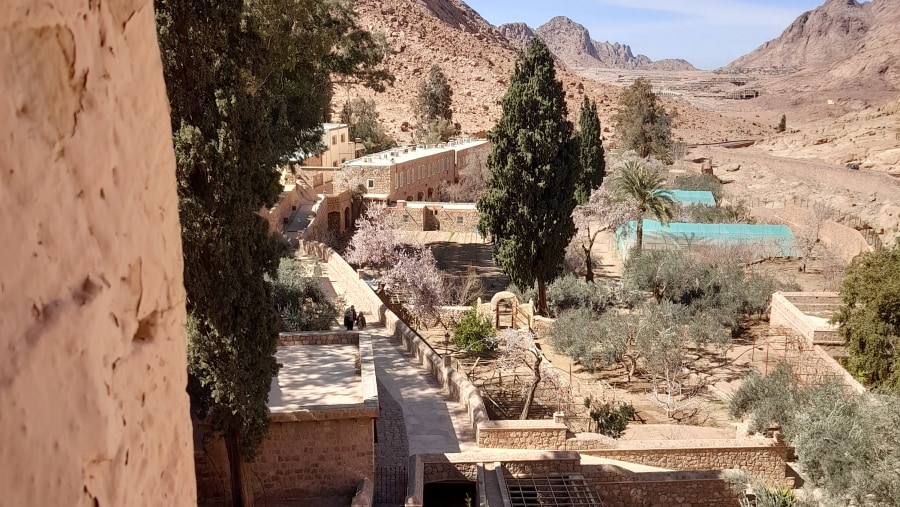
[490,291,520,329]
[327,211,341,233]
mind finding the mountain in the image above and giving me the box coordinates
[500,17,696,71]
[590,40,651,69]
[337,0,763,144]
[497,22,535,50]
[723,0,899,100]
[722,0,873,74]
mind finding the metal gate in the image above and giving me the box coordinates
[374,465,407,505]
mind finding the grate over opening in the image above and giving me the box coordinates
[502,472,602,507]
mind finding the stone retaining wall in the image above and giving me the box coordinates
[582,466,741,507]
[582,443,789,483]
[195,417,374,506]
[278,331,359,346]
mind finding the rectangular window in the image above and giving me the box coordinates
[402,215,410,223]
[340,133,346,143]
[367,179,375,189]
[456,216,463,225]
[331,135,337,145]
[332,161,338,167]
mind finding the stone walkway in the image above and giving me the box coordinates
[305,255,477,460]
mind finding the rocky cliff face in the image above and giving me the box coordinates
[591,40,652,69]
[0,1,195,505]
[498,22,536,51]
[502,16,696,71]
[722,0,874,73]
[535,16,602,68]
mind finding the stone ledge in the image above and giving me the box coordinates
[278,331,359,346]
[269,406,379,422]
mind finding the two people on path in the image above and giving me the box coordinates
[344,305,366,330]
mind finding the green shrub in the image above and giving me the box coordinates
[672,173,723,201]
[588,402,635,438]
[547,274,612,317]
[675,202,753,224]
[453,305,496,352]
[271,258,341,331]
[550,308,604,368]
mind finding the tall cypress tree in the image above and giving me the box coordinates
[156,1,388,505]
[477,39,577,315]
[575,96,606,205]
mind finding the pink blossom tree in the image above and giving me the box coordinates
[572,186,640,282]
[381,245,446,325]
[345,203,445,323]
[345,203,402,271]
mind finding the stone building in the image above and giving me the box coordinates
[339,138,490,202]
[385,200,480,233]
[195,332,378,506]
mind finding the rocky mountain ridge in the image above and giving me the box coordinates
[722,0,874,74]
[500,16,696,71]
[339,0,766,144]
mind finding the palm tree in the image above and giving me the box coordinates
[613,159,675,254]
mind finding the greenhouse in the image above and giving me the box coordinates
[616,220,800,260]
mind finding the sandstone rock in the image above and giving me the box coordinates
[722,163,742,172]
[0,1,195,506]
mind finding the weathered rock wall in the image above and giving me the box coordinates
[0,1,195,505]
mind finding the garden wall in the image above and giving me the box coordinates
[297,240,794,505]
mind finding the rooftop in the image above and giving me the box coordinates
[268,343,361,411]
[323,122,347,130]
[344,138,488,168]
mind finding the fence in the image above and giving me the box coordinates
[728,192,883,252]
[374,465,407,505]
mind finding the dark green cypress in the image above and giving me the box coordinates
[575,96,606,205]
[156,1,388,504]
[477,39,577,316]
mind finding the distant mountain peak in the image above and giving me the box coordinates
[722,0,873,73]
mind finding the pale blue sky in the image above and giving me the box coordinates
[465,0,850,70]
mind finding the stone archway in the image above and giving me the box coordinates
[490,291,519,329]
[327,211,341,233]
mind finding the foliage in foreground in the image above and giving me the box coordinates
[452,305,496,352]
[835,240,900,392]
[729,363,900,506]
[270,258,340,332]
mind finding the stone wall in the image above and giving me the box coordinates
[196,417,375,506]
[278,331,359,346]
[263,186,303,234]
[582,466,741,507]
[770,292,841,344]
[303,190,353,242]
[195,334,378,505]
[384,203,480,233]
[0,1,196,505]
[582,443,790,483]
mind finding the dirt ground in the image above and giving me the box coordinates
[411,196,837,440]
